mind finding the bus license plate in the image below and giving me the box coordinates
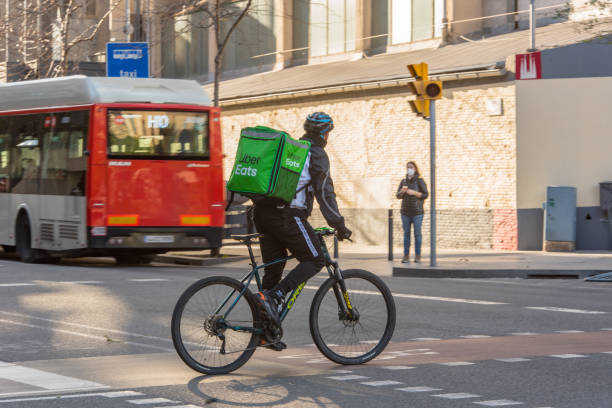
[144,235,175,243]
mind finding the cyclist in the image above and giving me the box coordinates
[253,112,352,349]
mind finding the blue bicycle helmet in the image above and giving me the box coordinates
[304,112,334,138]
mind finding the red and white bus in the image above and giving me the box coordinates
[0,76,224,263]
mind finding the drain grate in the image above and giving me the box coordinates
[585,272,612,282]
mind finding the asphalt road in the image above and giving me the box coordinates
[0,253,611,407]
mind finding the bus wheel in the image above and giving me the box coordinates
[114,254,155,265]
[15,215,40,263]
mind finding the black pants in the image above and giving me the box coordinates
[253,205,325,294]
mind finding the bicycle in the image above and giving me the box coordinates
[171,227,396,374]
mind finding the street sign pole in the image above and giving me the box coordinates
[429,100,437,267]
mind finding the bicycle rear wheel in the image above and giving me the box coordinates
[171,276,261,374]
[309,269,396,365]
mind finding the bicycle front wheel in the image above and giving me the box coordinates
[171,276,260,374]
[309,269,396,365]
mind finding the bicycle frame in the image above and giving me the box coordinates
[215,229,356,336]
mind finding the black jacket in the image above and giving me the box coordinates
[300,134,345,229]
[396,176,429,216]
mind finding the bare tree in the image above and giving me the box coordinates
[0,0,120,80]
[156,0,255,106]
[556,0,612,37]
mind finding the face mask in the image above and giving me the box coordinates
[407,168,415,177]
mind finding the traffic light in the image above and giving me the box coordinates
[407,62,443,117]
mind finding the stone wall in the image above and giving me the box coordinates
[220,81,518,249]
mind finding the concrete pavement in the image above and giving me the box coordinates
[155,241,612,280]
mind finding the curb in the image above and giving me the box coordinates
[392,267,610,279]
[154,254,249,266]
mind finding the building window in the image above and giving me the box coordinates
[391,0,443,44]
[85,0,96,18]
[309,0,356,57]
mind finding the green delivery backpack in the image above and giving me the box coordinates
[227,126,311,204]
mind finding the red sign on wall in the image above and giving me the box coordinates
[516,52,542,80]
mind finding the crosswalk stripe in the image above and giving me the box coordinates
[438,361,475,366]
[396,386,442,392]
[326,375,369,381]
[0,362,106,391]
[434,393,481,399]
[495,358,531,362]
[0,283,35,287]
[127,398,179,405]
[474,400,524,406]
[381,366,415,370]
[549,354,587,358]
[360,381,403,387]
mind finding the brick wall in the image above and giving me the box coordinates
[221,81,518,249]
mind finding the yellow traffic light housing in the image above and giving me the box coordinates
[406,62,443,117]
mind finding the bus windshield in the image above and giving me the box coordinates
[107,110,209,159]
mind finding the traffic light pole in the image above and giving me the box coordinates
[428,100,437,267]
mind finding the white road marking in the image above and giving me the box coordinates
[495,358,531,362]
[438,362,475,366]
[0,362,106,392]
[601,352,612,354]
[381,366,415,370]
[433,393,481,399]
[59,281,103,285]
[460,335,492,339]
[127,398,179,405]
[526,307,607,314]
[277,354,317,359]
[0,310,172,344]
[0,283,35,287]
[0,390,144,402]
[329,370,353,374]
[601,328,612,331]
[326,375,369,381]
[410,337,441,341]
[360,380,403,387]
[128,279,169,282]
[396,386,443,392]
[549,354,588,358]
[474,400,524,406]
[0,318,174,352]
[510,332,538,336]
[156,405,202,408]
[555,330,584,334]
[100,391,146,397]
[359,340,380,344]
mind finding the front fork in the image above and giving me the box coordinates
[322,241,359,321]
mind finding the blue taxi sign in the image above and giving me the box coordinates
[106,42,149,78]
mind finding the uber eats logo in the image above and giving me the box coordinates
[235,153,259,176]
[285,155,300,169]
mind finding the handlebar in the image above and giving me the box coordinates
[314,227,352,242]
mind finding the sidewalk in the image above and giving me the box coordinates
[155,242,612,280]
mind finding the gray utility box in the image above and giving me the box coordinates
[543,186,576,252]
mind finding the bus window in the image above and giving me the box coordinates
[0,117,9,193]
[107,110,209,159]
[40,111,88,196]
[10,114,41,194]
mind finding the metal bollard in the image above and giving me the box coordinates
[333,235,339,258]
[388,209,393,261]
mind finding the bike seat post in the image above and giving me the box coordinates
[245,240,258,267]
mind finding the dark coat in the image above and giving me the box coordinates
[396,176,429,216]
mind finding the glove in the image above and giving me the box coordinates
[336,224,352,241]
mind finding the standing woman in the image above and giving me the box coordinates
[396,161,429,263]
